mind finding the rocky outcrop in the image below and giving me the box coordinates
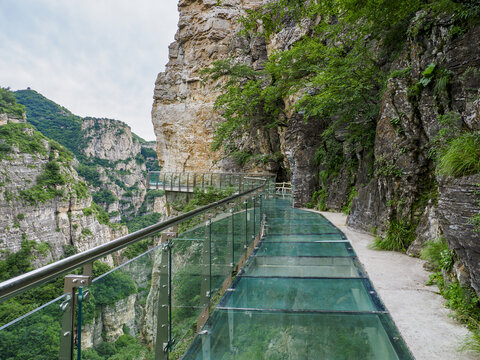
[81,118,154,220]
[437,175,480,292]
[348,14,480,289]
[0,124,124,267]
[152,0,321,204]
[152,0,265,173]
[0,112,26,125]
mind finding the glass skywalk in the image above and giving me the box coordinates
[183,197,413,359]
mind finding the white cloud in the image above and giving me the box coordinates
[0,0,178,140]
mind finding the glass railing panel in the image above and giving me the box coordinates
[171,237,206,355]
[232,210,247,265]
[243,256,364,278]
[220,277,379,312]
[183,310,410,360]
[0,295,65,359]
[210,216,233,295]
[79,247,155,359]
[256,242,355,257]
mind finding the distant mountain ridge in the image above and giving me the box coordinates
[14,89,162,228]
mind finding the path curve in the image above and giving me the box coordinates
[315,210,478,360]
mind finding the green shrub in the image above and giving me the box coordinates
[0,123,47,159]
[92,188,117,205]
[437,132,480,177]
[372,219,414,252]
[421,237,453,271]
[311,189,327,211]
[0,87,25,117]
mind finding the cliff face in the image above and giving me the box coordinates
[0,123,124,267]
[81,118,149,220]
[14,90,162,224]
[152,0,265,172]
[153,3,480,292]
[347,14,480,291]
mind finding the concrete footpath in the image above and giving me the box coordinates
[315,211,478,360]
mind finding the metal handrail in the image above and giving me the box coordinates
[0,180,266,302]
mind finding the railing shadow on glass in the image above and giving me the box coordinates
[0,177,269,360]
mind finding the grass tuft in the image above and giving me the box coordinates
[437,132,480,177]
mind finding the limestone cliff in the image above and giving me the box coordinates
[81,118,149,220]
[14,89,162,225]
[152,0,266,173]
[0,122,125,267]
[153,2,480,293]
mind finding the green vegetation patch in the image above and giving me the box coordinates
[0,87,25,117]
[437,132,480,177]
[372,219,415,252]
[421,238,480,352]
[0,122,47,159]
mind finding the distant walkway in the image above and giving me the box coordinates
[316,211,478,360]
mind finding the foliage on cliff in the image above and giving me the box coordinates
[14,89,83,154]
[0,88,25,118]
[14,89,161,222]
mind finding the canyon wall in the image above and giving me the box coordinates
[152,0,266,173]
[0,123,125,267]
[153,2,480,292]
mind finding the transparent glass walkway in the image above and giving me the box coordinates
[183,197,413,359]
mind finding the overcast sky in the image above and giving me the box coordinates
[0,1,179,141]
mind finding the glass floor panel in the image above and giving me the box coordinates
[220,277,379,312]
[256,241,354,257]
[266,218,332,226]
[263,234,346,242]
[266,224,341,235]
[183,310,410,360]
[243,256,364,278]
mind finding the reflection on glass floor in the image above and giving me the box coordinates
[183,197,413,359]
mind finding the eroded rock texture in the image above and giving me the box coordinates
[81,118,149,219]
[348,15,480,289]
[153,3,480,291]
[153,0,322,206]
[0,129,124,267]
[152,0,265,173]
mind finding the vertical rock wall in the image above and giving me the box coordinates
[152,0,264,173]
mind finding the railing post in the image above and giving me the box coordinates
[59,291,74,359]
[244,200,248,250]
[163,173,166,192]
[199,218,212,329]
[227,208,234,268]
[202,174,205,190]
[193,173,197,189]
[252,196,256,238]
[187,173,190,193]
[154,242,170,360]
[59,263,92,360]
